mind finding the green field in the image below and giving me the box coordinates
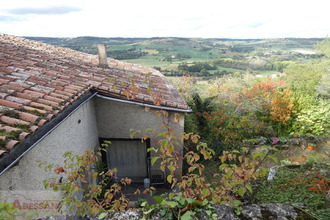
[255,70,282,75]
[26,36,323,79]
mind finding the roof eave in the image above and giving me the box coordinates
[95,93,192,113]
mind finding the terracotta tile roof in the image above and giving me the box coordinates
[0,33,190,158]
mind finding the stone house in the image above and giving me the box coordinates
[0,34,190,214]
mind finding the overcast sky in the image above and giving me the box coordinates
[0,0,329,39]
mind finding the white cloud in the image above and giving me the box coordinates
[0,0,329,38]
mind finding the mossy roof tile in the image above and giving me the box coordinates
[0,33,190,158]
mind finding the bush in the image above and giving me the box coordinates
[292,99,330,136]
[250,166,329,220]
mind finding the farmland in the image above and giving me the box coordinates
[26,36,323,78]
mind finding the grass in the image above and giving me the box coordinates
[215,66,242,73]
[124,57,216,70]
[255,70,282,75]
[194,141,330,220]
[123,57,165,67]
[107,45,134,51]
[250,164,329,220]
[141,49,159,55]
[13,124,30,133]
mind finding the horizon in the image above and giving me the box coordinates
[23,35,325,40]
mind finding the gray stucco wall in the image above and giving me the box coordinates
[0,99,99,202]
[0,97,185,217]
[94,97,185,177]
[95,97,184,139]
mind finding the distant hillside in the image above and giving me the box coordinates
[24,36,324,78]
[25,36,322,56]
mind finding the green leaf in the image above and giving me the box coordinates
[234,207,241,215]
[259,167,268,177]
[167,175,172,184]
[63,151,72,159]
[185,198,194,204]
[53,185,59,192]
[153,196,163,204]
[226,169,233,177]
[202,199,209,206]
[181,211,195,220]
[140,201,148,207]
[233,199,243,207]
[157,132,167,137]
[186,155,191,163]
[202,188,209,197]
[98,213,108,219]
[166,211,174,220]
[151,157,159,166]
[268,155,278,163]
[143,208,154,215]
[147,147,156,152]
[168,144,174,154]
[246,184,253,193]
[252,152,264,160]
[161,200,177,208]
[168,165,175,173]
[238,187,246,197]
[145,128,154,133]
[234,181,244,186]
[160,208,167,217]
[219,164,228,170]
[191,199,202,206]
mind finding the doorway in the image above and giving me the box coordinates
[100,138,150,182]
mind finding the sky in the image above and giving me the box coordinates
[0,0,329,39]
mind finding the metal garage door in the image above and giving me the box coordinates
[105,139,147,180]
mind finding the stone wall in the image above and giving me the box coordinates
[37,204,317,220]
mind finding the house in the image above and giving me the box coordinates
[0,34,190,214]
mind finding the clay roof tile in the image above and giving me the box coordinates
[5,140,19,151]
[30,101,54,111]
[0,99,22,109]
[0,33,190,160]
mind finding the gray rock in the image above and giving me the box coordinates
[241,203,315,220]
[101,210,143,220]
[200,205,240,220]
[257,137,267,145]
[37,203,317,220]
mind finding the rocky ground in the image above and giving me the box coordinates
[38,203,317,220]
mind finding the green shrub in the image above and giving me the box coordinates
[251,166,329,220]
[292,99,330,136]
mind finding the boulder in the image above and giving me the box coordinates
[37,203,317,220]
[256,136,267,145]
